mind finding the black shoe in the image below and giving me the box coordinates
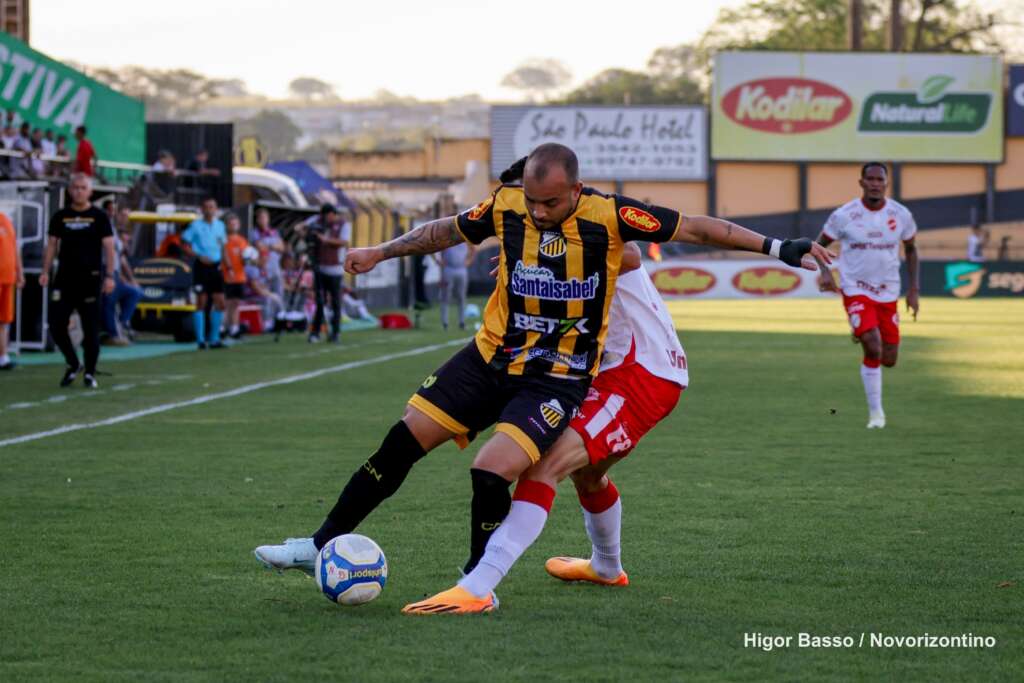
[459,322,466,330]
[60,365,81,387]
[328,333,340,343]
[83,373,98,389]
[209,341,226,349]
[0,361,15,371]
[197,342,208,350]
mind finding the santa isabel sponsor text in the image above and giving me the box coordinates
[744,632,996,651]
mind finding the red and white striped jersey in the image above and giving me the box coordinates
[601,267,688,388]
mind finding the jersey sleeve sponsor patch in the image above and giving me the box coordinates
[456,194,497,244]
[613,195,680,243]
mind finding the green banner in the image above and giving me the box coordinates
[0,33,144,163]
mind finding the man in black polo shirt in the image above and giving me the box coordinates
[39,173,116,388]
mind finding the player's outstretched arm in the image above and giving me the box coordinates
[345,215,464,274]
[673,214,834,271]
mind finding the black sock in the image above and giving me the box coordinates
[312,421,427,549]
[463,468,512,574]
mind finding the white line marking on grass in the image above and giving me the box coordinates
[0,337,471,449]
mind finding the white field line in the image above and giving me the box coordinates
[0,338,471,449]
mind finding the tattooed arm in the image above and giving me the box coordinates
[345,216,464,275]
[671,214,766,252]
[672,214,835,271]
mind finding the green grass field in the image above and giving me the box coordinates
[1,298,1021,682]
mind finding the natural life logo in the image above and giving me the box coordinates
[859,75,992,133]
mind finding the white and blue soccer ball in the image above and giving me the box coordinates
[315,534,388,606]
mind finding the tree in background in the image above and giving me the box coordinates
[698,0,1006,55]
[79,65,234,120]
[235,110,302,162]
[288,77,337,101]
[500,59,572,101]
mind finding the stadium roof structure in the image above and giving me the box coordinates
[266,160,356,210]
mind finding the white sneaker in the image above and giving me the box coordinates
[254,537,317,576]
[867,411,886,429]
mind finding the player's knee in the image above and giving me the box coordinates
[570,467,607,495]
[862,336,882,359]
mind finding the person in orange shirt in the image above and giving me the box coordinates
[0,211,24,370]
[156,226,185,260]
[222,213,248,339]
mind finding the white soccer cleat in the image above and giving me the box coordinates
[254,537,317,576]
[866,411,886,429]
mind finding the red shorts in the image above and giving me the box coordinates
[569,362,682,465]
[843,294,899,344]
[0,283,13,324]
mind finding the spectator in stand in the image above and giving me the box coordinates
[39,173,116,388]
[101,204,143,345]
[41,130,57,157]
[0,209,23,370]
[157,224,185,260]
[73,126,96,177]
[221,213,248,339]
[11,122,32,178]
[152,150,176,174]
[187,149,220,177]
[150,150,177,200]
[181,196,227,350]
[997,236,1011,261]
[53,134,70,178]
[434,241,475,330]
[251,208,285,323]
[967,224,989,263]
[4,110,15,128]
[29,138,45,178]
[1,125,16,149]
[304,203,349,343]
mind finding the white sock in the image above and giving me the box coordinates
[860,363,883,414]
[0,353,9,364]
[229,324,239,334]
[583,498,623,579]
[459,499,550,598]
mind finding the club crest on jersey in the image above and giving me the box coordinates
[511,261,599,301]
[539,232,567,258]
[465,196,493,221]
[619,206,661,232]
[540,399,565,428]
[887,217,898,231]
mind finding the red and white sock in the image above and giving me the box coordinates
[579,480,623,580]
[860,358,883,414]
[458,480,555,598]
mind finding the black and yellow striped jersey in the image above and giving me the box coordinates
[455,185,681,378]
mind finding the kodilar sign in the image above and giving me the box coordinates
[712,51,1003,162]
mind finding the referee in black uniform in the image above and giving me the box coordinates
[39,173,116,388]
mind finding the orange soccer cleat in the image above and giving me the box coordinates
[544,557,629,586]
[401,585,498,615]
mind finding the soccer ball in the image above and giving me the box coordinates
[315,534,388,606]
[241,246,260,263]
